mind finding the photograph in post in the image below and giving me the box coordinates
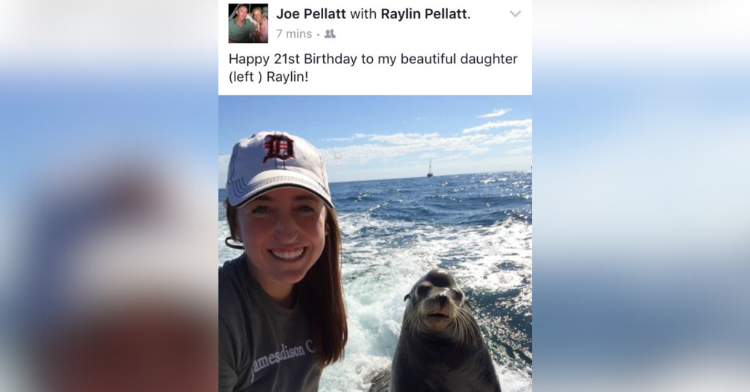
[218,96,532,392]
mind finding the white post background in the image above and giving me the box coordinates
[218,1,532,95]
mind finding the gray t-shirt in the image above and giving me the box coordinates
[219,255,321,392]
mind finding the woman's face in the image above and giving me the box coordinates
[237,187,327,288]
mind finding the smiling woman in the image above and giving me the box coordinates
[219,132,347,392]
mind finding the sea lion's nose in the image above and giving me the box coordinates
[428,269,453,287]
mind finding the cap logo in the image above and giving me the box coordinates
[262,135,295,163]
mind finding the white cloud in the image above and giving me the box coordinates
[479,108,511,118]
[436,153,470,162]
[508,145,532,154]
[463,119,533,134]
[324,137,354,141]
[322,133,367,142]
[482,126,532,145]
[369,132,440,145]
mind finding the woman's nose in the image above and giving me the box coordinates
[274,212,298,241]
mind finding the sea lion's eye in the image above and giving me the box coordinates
[417,283,431,296]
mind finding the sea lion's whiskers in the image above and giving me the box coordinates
[469,313,481,346]
[458,316,467,347]
[452,315,462,343]
[458,312,470,346]
[456,311,469,346]
[411,304,422,335]
[456,308,480,347]
[460,313,470,345]
[404,303,419,336]
[410,301,426,335]
[465,310,481,347]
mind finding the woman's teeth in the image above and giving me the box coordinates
[271,248,304,260]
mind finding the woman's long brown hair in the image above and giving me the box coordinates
[224,200,348,366]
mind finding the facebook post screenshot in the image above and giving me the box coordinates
[7,1,750,392]
[218,1,531,392]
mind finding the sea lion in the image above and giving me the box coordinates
[370,268,502,392]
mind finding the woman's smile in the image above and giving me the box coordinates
[269,246,306,261]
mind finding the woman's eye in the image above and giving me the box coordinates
[297,205,315,212]
[251,206,269,214]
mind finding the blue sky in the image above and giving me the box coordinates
[219,96,532,185]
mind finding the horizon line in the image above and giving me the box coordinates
[217,169,531,189]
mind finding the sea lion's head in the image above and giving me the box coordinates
[403,269,477,343]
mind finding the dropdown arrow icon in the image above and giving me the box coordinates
[511,10,521,17]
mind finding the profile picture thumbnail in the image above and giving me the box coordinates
[228,3,268,43]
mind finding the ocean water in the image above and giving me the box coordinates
[218,172,532,391]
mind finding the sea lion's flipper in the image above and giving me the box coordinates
[368,368,391,392]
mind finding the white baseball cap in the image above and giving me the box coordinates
[225,132,333,208]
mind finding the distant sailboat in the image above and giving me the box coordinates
[427,159,433,177]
